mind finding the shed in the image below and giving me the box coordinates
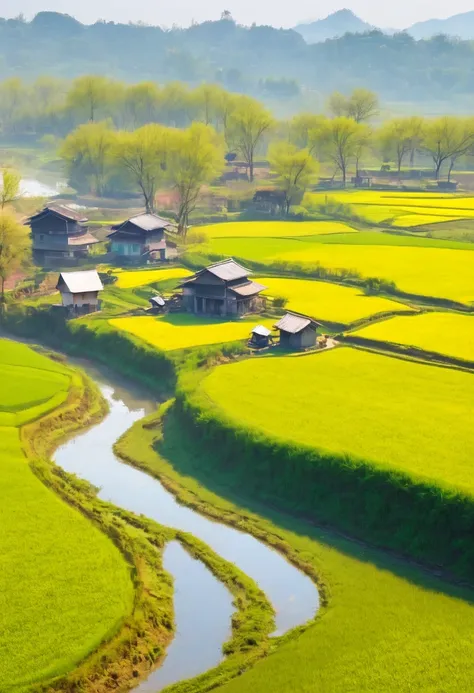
[249,324,273,349]
[149,295,166,313]
[274,312,320,350]
[56,270,103,314]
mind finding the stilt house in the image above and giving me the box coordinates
[108,214,173,262]
[28,204,99,266]
[181,259,266,316]
[56,270,103,314]
[274,312,320,350]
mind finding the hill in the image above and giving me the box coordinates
[407,10,474,40]
[294,9,373,43]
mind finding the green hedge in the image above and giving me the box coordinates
[176,373,474,582]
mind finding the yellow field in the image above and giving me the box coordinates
[206,237,474,304]
[199,220,358,238]
[259,277,412,325]
[353,311,474,362]
[110,314,275,351]
[113,267,192,288]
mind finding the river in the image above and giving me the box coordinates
[53,360,319,691]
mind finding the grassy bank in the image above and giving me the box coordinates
[114,400,474,693]
[177,347,474,580]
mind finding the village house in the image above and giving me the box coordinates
[249,324,273,349]
[274,312,320,350]
[108,214,173,263]
[27,204,99,266]
[181,259,266,316]
[56,270,103,314]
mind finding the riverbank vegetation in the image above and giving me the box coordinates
[0,339,134,691]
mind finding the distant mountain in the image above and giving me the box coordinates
[294,9,373,44]
[407,11,474,40]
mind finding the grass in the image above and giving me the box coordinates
[352,311,474,363]
[198,346,474,495]
[112,267,192,289]
[117,402,474,693]
[259,277,412,325]
[109,314,275,352]
[198,220,358,238]
[203,237,474,304]
[0,339,134,691]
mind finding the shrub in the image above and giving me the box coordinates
[273,295,288,308]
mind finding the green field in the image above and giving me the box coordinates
[198,347,474,494]
[204,237,474,304]
[113,267,192,289]
[199,220,358,238]
[353,311,474,362]
[110,314,274,352]
[0,339,133,691]
[259,277,412,325]
[305,190,474,228]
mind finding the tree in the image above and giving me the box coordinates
[60,122,115,196]
[0,211,30,310]
[323,117,367,185]
[268,142,318,215]
[168,123,224,237]
[289,113,326,152]
[121,81,162,128]
[114,124,170,212]
[66,75,119,123]
[378,116,424,175]
[328,88,379,123]
[422,116,474,179]
[226,96,273,182]
[193,83,228,128]
[0,169,21,209]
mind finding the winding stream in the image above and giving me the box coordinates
[53,361,319,691]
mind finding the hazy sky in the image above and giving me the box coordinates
[1,0,473,29]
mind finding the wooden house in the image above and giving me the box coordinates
[108,214,173,262]
[149,295,166,313]
[56,270,103,314]
[181,259,266,316]
[274,312,320,350]
[27,204,99,266]
[249,324,273,349]
[253,189,286,216]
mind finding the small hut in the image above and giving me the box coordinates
[149,295,166,313]
[56,270,103,314]
[249,325,273,349]
[274,312,320,350]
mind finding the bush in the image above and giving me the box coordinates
[273,295,288,308]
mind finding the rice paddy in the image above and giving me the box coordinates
[199,347,474,494]
[198,220,358,238]
[352,311,474,363]
[305,190,474,228]
[0,339,133,691]
[110,314,275,352]
[259,277,412,325]
[112,267,192,288]
[204,237,474,304]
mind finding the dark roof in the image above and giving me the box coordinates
[274,312,320,334]
[229,280,266,297]
[204,259,250,282]
[29,204,88,223]
[67,232,99,246]
[111,213,173,232]
[57,270,103,294]
[251,325,272,337]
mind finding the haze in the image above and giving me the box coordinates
[2,0,474,29]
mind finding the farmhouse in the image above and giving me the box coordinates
[56,270,103,314]
[249,324,273,349]
[27,204,99,266]
[181,259,266,316]
[108,214,173,262]
[274,312,320,350]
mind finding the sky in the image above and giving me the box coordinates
[1,0,473,29]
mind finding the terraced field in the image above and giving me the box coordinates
[204,237,474,304]
[198,220,358,238]
[110,314,275,351]
[113,267,192,288]
[259,277,412,325]
[198,347,474,494]
[352,311,474,362]
[0,340,133,691]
